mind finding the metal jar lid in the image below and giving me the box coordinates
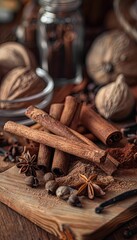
[39,0,82,12]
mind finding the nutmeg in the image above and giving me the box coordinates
[95,75,135,121]
[0,67,46,109]
[56,186,71,200]
[43,172,55,183]
[45,180,59,195]
[86,30,137,85]
[0,42,37,80]
[25,176,39,188]
[67,194,82,208]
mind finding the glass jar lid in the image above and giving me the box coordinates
[39,0,82,12]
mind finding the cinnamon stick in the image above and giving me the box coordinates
[49,103,64,120]
[25,105,81,142]
[52,96,79,176]
[25,106,119,174]
[4,121,105,164]
[37,103,64,172]
[83,133,97,142]
[30,123,43,130]
[69,128,119,175]
[77,125,87,134]
[37,143,51,172]
[57,96,78,126]
[70,102,82,130]
[80,105,122,146]
[52,151,69,176]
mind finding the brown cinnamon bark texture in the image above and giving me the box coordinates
[49,103,64,120]
[4,121,106,164]
[57,96,78,126]
[70,102,82,130]
[51,96,80,176]
[25,105,79,141]
[25,106,100,149]
[83,133,97,142]
[70,128,119,174]
[37,103,64,172]
[25,106,119,174]
[80,105,122,145]
[37,143,51,172]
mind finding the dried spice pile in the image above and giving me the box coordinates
[1,93,137,208]
[107,143,137,168]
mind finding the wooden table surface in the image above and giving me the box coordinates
[0,160,137,239]
[0,3,137,240]
[0,200,137,240]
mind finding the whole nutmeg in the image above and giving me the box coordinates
[56,186,71,200]
[43,172,55,183]
[25,176,39,188]
[67,194,82,208]
[0,42,37,80]
[86,30,137,85]
[45,180,59,195]
[95,75,135,121]
[0,67,46,109]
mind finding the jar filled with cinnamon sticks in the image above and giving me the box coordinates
[38,0,84,85]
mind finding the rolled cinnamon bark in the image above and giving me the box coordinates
[25,105,81,142]
[81,105,122,145]
[37,103,64,172]
[49,103,64,120]
[77,125,87,134]
[70,102,82,130]
[37,143,51,172]
[83,133,97,142]
[57,96,78,126]
[52,96,80,176]
[4,121,105,164]
[69,128,119,174]
[52,149,70,176]
[25,106,118,174]
[30,123,43,130]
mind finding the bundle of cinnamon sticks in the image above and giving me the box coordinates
[4,96,122,176]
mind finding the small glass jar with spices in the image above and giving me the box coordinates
[16,0,40,57]
[38,0,84,86]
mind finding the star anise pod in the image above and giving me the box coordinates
[77,174,105,200]
[16,149,39,177]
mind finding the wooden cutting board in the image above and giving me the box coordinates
[0,166,137,240]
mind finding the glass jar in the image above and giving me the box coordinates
[16,0,40,58]
[38,0,84,85]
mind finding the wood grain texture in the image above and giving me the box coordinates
[1,201,137,240]
[104,216,137,240]
[0,201,58,240]
[0,167,137,240]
